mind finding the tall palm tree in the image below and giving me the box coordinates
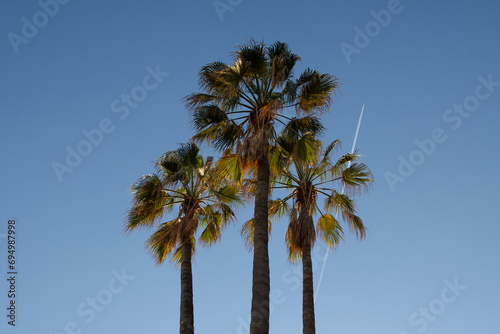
[185,40,338,334]
[268,133,373,334]
[125,143,241,334]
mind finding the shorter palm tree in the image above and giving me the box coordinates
[125,143,241,334]
[268,133,373,334]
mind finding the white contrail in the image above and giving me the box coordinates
[314,104,365,303]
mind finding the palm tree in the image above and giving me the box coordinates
[125,143,241,334]
[268,133,373,334]
[185,40,338,334]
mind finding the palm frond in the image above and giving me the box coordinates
[341,163,374,195]
[198,61,229,92]
[170,238,196,266]
[317,214,344,249]
[325,191,356,215]
[297,70,339,114]
[213,184,244,205]
[341,211,366,240]
[214,154,244,184]
[183,92,221,109]
[192,121,242,151]
[266,41,300,87]
[125,174,168,231]
[234,39,268,78]
[268,198,290,220]
[241,218,272,252]
[191,105,229,132]
[146,219,182,265]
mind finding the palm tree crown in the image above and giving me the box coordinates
[185,39,338,164]
[274,137,373,259]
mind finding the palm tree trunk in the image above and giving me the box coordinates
[179,239,194,334]
[250,154,271,334]
[302,241,315,334]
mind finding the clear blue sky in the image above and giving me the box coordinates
[1,0,499,333]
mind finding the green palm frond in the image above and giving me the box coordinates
[297,70,339,113]
[325,191,356,215]
[170,239,196,267]
[212,184,243,205]
[321,139,341,163]
[176,142,201,168]
[340,163,373,195]
[191,105,229,132]
[266,41,300,87]
[183,92,221,109]
[146,219,182,265]
[198,206,222,246]
[268,199,290,220]
[285,211,302,263]
[279,116,325,143]
[235,39,268,78]
[241,218,272,252]
[341,211,366,240]
[269,144,289,180]
[125,174,168,231]
[214,154,244,184]
[198,61,229,93]
[317,214,344,249]
[192,121,242,151]
[280,80,299,104]
[294,133,321,165]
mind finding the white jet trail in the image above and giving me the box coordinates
[314,104,365,303]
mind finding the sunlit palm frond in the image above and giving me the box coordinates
[341,211,366,240]
[324,191,356,216]
[268,199,290,220]
[340,163,373,195]
[146,219,182,265]
[241,218,272,252]
[321,139,341,164]
[170,238,196,267]
[211,184,244,206]
[192,121,242,151]
[294,133,322,165]
[317,214,344,249]
[214,154,244,184]
[285,212,302,263]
